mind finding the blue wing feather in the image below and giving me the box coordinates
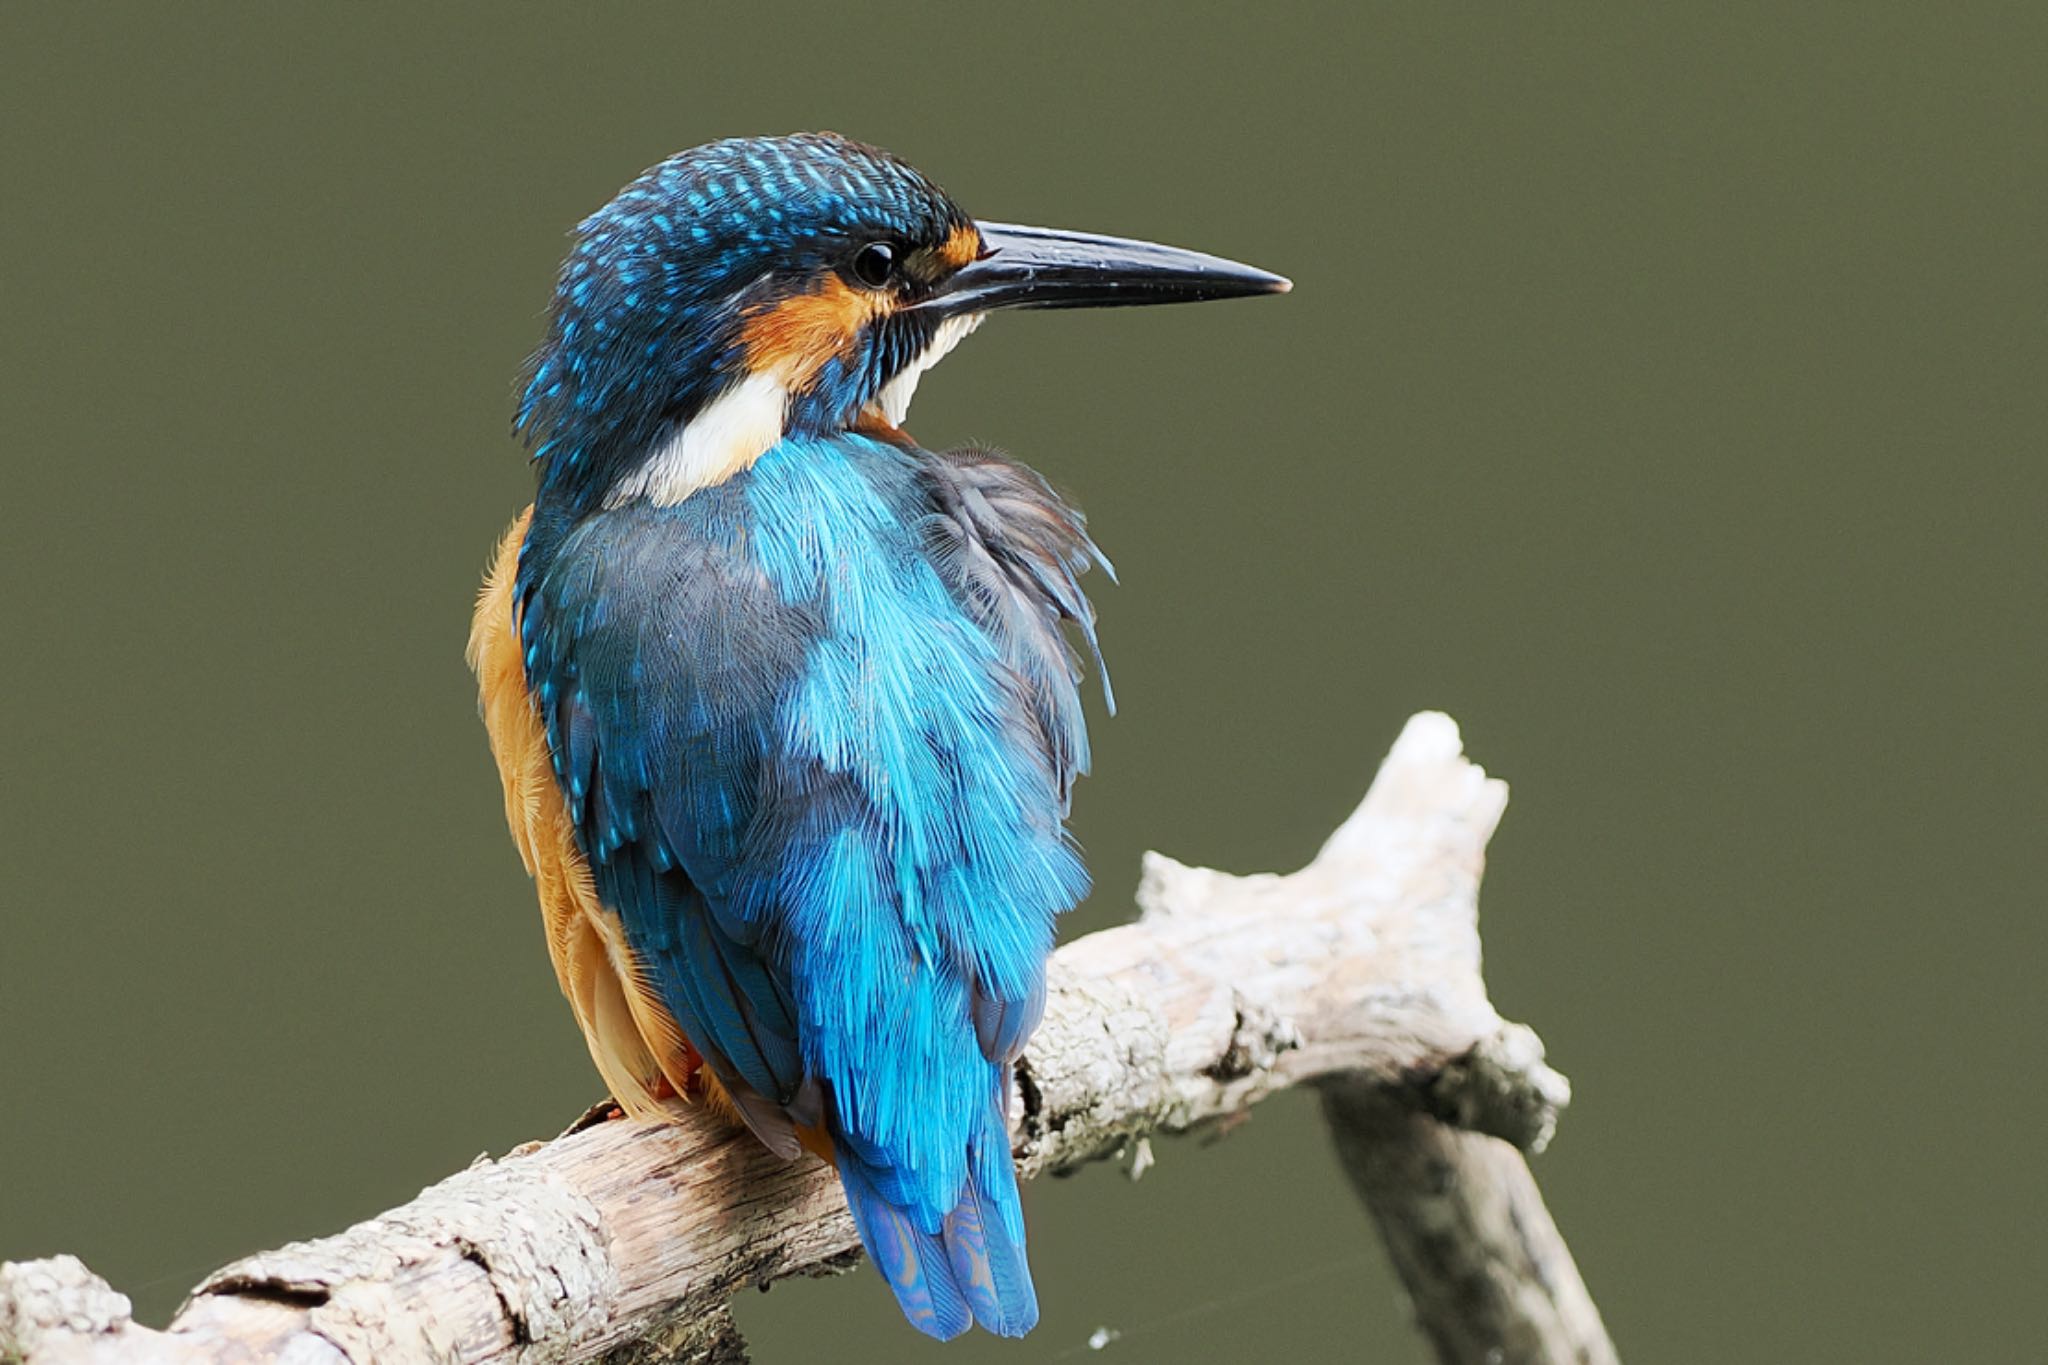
[517,432,1104,1338]
[840,1148,974,1341]
[941,1098,1040,1336]
[972,972,1048,1068]
[520,489,814,1148]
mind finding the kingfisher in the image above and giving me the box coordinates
[468,132,1286,1341]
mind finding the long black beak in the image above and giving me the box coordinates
[918,221,1291,317]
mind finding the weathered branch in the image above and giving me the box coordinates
[1320,1079,1617,1365]
[1,712,1603,1365]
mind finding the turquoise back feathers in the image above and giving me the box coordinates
[517,434,1107,1337]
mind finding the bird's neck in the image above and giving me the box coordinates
[527,371,788,517]
[536,413,918,529]
[531,313,979,516]
[599,371,793,509]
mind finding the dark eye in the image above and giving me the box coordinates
[850,241,897,289]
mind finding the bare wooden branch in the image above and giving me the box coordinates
[0,712,1598,1365]
[1320,1078,1617,1365]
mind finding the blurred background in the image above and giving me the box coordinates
[3,4,2042,1360]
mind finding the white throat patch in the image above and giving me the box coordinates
[604,312,985,508]
[874,312,985,426]
[606,369,790,508]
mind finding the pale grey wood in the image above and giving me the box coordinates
[0,712,1596,1365]
[1321,1078,1618,1365]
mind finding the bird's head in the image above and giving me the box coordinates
[519,132,1288,509]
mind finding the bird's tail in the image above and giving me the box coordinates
[832,1106,1038,1341]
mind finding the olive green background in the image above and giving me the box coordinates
[3,4,2042,1361]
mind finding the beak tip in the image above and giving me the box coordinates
[1220,263,1289,299]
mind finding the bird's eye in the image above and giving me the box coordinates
[850,241,897,289]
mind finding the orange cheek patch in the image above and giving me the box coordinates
[741,277,883,388]
[937,223,984,270]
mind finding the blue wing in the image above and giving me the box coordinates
[518,433,1107,1338]
[517,486,823,1154]
[919,444,1111,1066]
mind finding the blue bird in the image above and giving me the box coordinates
[469,132,1286,1341]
